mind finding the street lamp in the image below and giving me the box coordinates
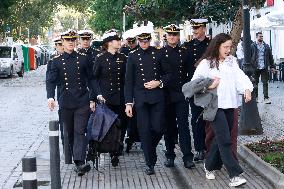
[239,0,263,135]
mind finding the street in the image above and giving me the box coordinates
[0,67,50,188]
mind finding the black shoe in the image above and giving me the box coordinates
[145,165,155,175]
[111,156,119,167]
[75,163,91,176]
[184,160,195,169]
[126,142,133,153]
[125,138,134,153]
[194,151,205,162]
[164,159,174,167]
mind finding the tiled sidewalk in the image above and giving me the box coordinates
[7,82,284,189]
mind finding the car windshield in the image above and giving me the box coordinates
[0,47,12,58]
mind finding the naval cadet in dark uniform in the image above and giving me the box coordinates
[124,25,171,175]
[183,19,210,162]
[91,30,127,167]
[120,28,139,56]
[161,24,195,169]
[46,29,95,176]
[77,29,100,68]
[120,28,140,153]
[46,37,65,147]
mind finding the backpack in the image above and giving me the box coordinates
[86,104,121,169]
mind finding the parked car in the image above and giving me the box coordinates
[0,45,24,77]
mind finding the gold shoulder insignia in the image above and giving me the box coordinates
[52,54,62,60]
[129,49,138,54]
[97,52,105,57]
[77,52,86,56]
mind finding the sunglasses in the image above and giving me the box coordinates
[81,37,91,41]
[64,38,77,42]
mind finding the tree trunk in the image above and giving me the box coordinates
[230,6,243,55]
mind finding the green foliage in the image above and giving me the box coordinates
[0,0,18,20]
[1,0,91,41]
[247,138,284,173]
[89,0,135,33]
[124,0,266,27]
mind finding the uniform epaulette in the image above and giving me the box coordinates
[52,54,62,60]
[129,49,138,54]
[97,52,104,57]
[77,52,87,56]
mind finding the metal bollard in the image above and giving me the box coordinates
[22,157,37,189]
[63,125,72,164]
[49,121,61,189]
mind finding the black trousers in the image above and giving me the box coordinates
[107,104,128,144]
[61,105,90,162]
[164,100,194,162]
[205,109,243,178]
[189,98,206,151]
[136,101,165,167]
[126,107,140,142]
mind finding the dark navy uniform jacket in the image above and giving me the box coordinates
[183,37,210,80]
[46,51,94,109]
[77,47,100,69]
[124,46,172,107]
[120,45,139,57]
[120,46,130,57]
[46,53,61,101]
[160,45,190,103]
[92,51,127,106]
[77,47,100,59]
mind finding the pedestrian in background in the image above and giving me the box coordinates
[183,18,210,162]
[120,28,139,56]
[77,29,100,69]
[46,29,95,176]
[120,28,140,153]
[124,25,171,175]
[192,33,253,187]
[46,37,65,148]
[251,32,276,104]
[91,29,127,167]
[161,24,195,169]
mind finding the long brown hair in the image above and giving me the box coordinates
[101,42,109,52]
[195,33,232,69]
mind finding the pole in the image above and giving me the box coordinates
[239,0,263,135]
[49,121,61,189]
[22,157,37,189]
[27,28,30,44]
[123,12,126,32]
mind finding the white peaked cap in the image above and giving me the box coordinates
[136,25,154,36]
[122,28,138,40]
[78,29,94,35]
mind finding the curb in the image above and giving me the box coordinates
[238,144,284,189]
